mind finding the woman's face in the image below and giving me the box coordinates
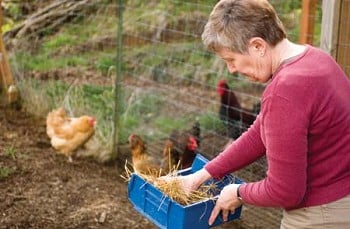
[216,46,272,83]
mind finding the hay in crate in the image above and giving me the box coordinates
[122,159,221,206]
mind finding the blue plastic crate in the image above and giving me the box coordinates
[128,154,244,229]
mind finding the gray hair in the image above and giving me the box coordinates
[202,0,287,53]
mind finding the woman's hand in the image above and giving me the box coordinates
[208,183,243,225]
[156,168,212,195]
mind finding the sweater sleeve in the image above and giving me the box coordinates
[240,93,309,209]
[204,116,266,179]
[206,80,310,209]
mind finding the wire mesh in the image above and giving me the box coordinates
[3,0,337,228]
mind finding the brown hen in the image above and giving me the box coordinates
[46,107,96,162]
[128,134,163,175]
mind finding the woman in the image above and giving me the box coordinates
[164,0,350,228]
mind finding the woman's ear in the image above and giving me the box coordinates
[248,37,266,57]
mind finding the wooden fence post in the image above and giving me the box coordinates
[336,0,350,76]
[299,0,318,44]
[0,0,20,104]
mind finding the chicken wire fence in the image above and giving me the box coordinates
[2,0,335,228]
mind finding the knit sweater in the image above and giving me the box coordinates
[205,46,350,210]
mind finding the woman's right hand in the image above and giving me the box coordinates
[157,168,212,195]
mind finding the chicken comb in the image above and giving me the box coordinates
[187,136,198,151]
[89,117,96,126]
[217,79,229,95]
[128,134,136,141]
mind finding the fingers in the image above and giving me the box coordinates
[208,183,241,226]
[209,206,236,225]
[221,209,230,222]
[208,204,220,225]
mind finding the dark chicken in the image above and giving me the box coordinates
[191,121,201,147]
[164,122,201,170]
[217,79,260,139]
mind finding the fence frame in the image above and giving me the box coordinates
[320,0,350,76]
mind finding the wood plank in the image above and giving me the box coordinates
[320,0,341,57]
[299,0,318,44]
[0,0,19,103]
[337,0,350,76]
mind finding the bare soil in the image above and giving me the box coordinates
[0,106,155,229]
[0,105,246,229]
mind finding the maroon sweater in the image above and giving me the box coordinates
[205,46,350,210]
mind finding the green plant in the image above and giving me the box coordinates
[197,112,226,133]
[96,55,116,75]
[4,146,17,159]
[43,34,80,50]
[154,116,190,133]
[0,167,12,180]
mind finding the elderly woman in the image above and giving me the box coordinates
[165,0,350,228]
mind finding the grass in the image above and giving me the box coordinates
[154,117,191,134]
[0,146,17,180]
[11,8,118,74]
[43,33,81,49]
[16,74,228,162]
[4,146,17,159]
[8,1,313,162]
[8,8,126,154]
[17,78,114,149]
[96,54,116,75]
[0,167,12,180]
[122,42,222,88]
[17,76,199,145]
[13,50,91,72]
[197,112,226,134]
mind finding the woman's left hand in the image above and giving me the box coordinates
[208,183,243,225]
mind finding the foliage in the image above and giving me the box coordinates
[154,116,191,134]
[197,112,226,134]
[96,55,116,75]
[7,0,323,162]
[13,50,90,72]
[0,167,12,180]
[123,42,219,86]
[4,146,17,159]
[11,9,118,73]
[0,145,17,180]
[43,34,81,49]
[17,77,166,143]
[271,0,302,12]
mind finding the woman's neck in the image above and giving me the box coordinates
[271,39,306,73]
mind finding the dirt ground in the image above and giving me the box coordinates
[0,106,156,229]
[0,105,247,229]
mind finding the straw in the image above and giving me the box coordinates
[121,160,220,206]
